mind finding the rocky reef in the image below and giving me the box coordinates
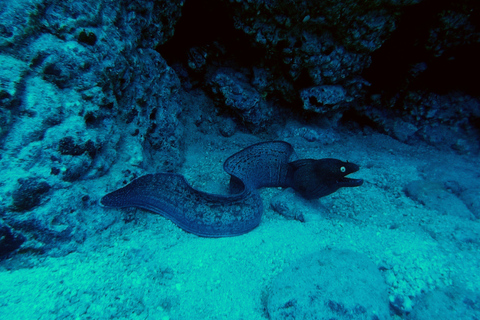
[0,0,478,264]
[0,0,186,258]
[0,2,479,319]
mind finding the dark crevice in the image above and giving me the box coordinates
[157,0,265,68]
[340,109,380,131]
[363,0,480,97]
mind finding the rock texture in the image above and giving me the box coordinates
[408,286,480,320]
[267,249,389,320]
[160,0,479,148]
[0,0,185,258]
[0,0,479,259]
[227,0,418,103]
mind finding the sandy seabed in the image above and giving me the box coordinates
[1,132,479,319]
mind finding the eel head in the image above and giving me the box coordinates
[290,158,364,200]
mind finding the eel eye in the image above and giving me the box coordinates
[340,166,346,173]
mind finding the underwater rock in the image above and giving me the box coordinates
[0,0,43,47]
[0,0,185,257]
[218,117,237,137]
[0,55,28,141]
[0,108,11,141]
[408,286,480,320]
[227,0,420,102]
[60,154,94,182]
[0,55,27,107]
[58,136,97,158]
[389,119,419,143]
[270,189,306,222]
[400,92,480,152]
[11,178,51,211]
[459,189,480,219]
[267,249,389,320]
[115,48,184,172]
[389,294,414,316]
[300,85,348,114]
[77,29,97,46]
[270,188,330,223]
[279,120,339,143]
[207,69,273,128]
[0,221,26,260]
[404,180,473,219]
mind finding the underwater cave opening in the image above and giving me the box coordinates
[363,0,480,98]
[157,0,265,69]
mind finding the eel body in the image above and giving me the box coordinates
[100,141,363,237]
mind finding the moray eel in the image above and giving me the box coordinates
[101,141,363,237]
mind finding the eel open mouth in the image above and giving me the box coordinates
[338,163,364,187]
[338,176,364,187]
